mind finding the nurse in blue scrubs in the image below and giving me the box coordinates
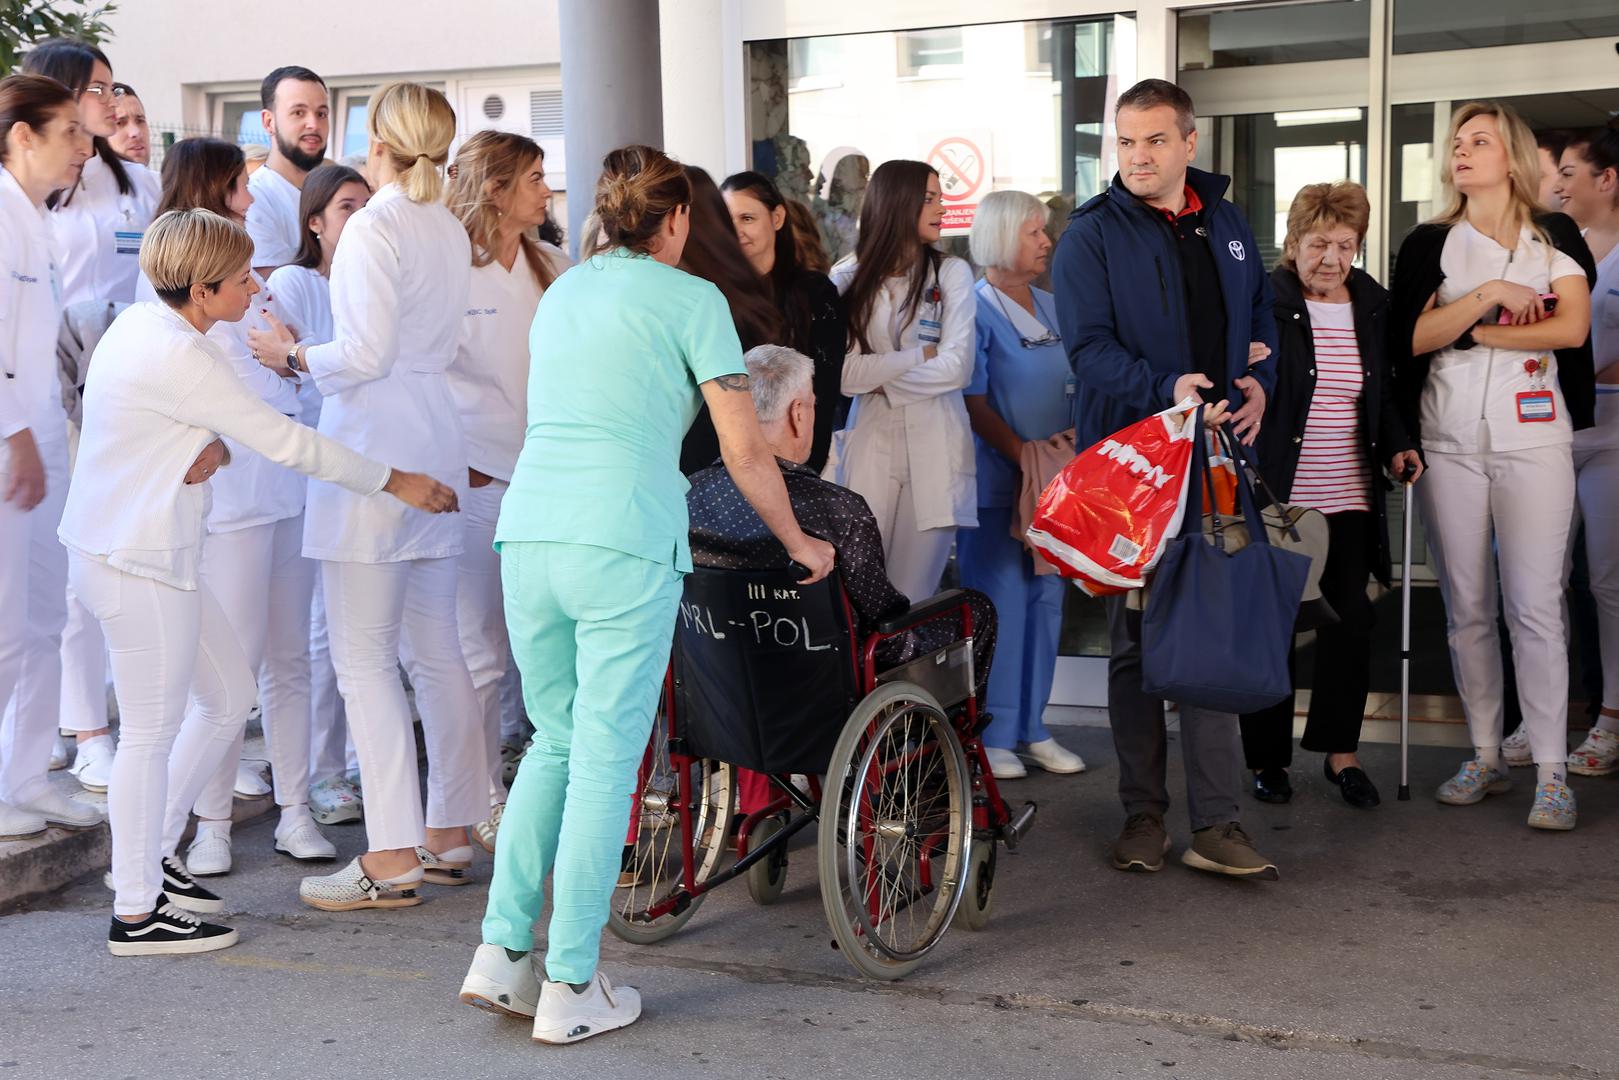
[958,191,1087,781]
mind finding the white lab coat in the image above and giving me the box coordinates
[266,263,332,428]
[135,270,305,533]
[447,242,569,482]
[830,253,977,530]
[0,167,67,450]
[302,183,472,563]
[48,154,160,307]
[245,167,302,269]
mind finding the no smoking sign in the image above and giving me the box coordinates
[925,132,991,235]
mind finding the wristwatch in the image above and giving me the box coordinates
[285,344,303,373]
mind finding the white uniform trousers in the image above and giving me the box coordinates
[456,479,511,805]
[58,424,109,735]
[1418,437,1576,764]
[307,563,353,784]
[1572,395,1619,710]
[70,555,254,916]
[322,556,485,851]
[866,426,955,604]
[169,515,316,837]
[0,437,69,806]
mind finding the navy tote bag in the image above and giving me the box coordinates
[1141,413,1310,713]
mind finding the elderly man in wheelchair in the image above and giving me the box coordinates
[607,345,1036,982]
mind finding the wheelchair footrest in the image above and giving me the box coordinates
[1000,801,1037,851]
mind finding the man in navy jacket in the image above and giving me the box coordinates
[1052,78,1281,880]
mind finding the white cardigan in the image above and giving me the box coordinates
[58,302,391,591]
[302,183,472,563]
[830,253,977,530]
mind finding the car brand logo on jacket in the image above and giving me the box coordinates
[1228,240,1246,262]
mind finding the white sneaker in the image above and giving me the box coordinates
[69,735,115,793]
[984,746,1027,780]
[274,818,337,861]
[234,762,271,798]
[1023,737,1087,775]
[472,803,504,854]
[460,943,541,1018]
[308,775,363,825]
[49,733,70,771]
[186,826,233,876]
[0,802,47,841]
[1501,726,1533,767]
[531,972,642,1045]
[13,788,105,829]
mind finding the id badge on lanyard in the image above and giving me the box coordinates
[1517,357,1555,423]
[917,281,943,345]
[114,205,143,257]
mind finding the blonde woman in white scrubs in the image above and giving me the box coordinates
[830,159,976,602]
[20,41,159,790]
[61,208,454,954]
[1390,101,1595,830]
[0,74,97,840]
[251,82,486,911]
[267,164,371,825]
[444,131,570,850]
[136,138,338,875]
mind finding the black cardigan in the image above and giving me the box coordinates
[1253,266,1413,585]
[1388,212,1597,447]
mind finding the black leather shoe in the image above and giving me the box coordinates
[1324,760,1381,808]
[1252,767,1292,804]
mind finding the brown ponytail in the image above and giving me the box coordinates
[594,145,690,255]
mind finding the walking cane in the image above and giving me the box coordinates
[1398,465,1418,801]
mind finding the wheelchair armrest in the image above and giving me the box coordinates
[874,589,970,636]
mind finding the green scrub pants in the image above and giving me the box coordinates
[480,540,682,984]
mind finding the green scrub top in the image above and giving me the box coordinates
[496,248,745,571]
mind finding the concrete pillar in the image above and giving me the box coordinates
[559,0,663,257]
[659,0,748,180]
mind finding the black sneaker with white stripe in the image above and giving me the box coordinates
[103,856,225,914]
[107,894,238,956]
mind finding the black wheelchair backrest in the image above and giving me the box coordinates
[673,567,860,775]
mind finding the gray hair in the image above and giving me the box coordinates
[968,190,1049,270]
[743,344,814,423]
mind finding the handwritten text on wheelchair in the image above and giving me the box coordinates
[678,601,833,652]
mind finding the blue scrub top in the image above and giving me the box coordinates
[967,279,1073,508]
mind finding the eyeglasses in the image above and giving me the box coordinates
[990,286,1062,349]
[81,83,126,100]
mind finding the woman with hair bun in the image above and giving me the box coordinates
[456,144,833,1044]
[249,80,487,910]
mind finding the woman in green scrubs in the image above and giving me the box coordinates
[458,145,834,1045]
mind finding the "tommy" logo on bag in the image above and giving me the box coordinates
[1097,439,1177,489]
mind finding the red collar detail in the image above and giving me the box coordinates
[1154,185,1203,223]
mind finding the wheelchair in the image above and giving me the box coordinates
[608,567,1038,981]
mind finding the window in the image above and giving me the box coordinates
[789,37,844,91]
[1394,0,1619,54]
[220,99,268,146]
[1178,0,1369,69]
[896,28,964,78]
[339,93,371,160]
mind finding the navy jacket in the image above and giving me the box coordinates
[1052,167,1278,449]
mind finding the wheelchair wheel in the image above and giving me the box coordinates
[817,681,972,981]
[954,838,996,931]
[609,704,736,945]
[745,814,789,906]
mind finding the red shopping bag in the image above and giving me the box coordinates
[1025,400,1198,596]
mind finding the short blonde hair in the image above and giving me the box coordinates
[369,81,456,204]
[1280,181,1370,271]
[139,208,254,308]
[969,190,1049,270]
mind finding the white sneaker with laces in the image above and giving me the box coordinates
[274,818,337,861]
[984,746,1027,780]
[186,826,233,876]
[1501,726,1533,767]
[234,761,271,798]
[473,803,504,854]
[1022,737,1086,774]
[0,802,47,841]
[69,735,115,793]
[531,971,642,1044]
[49,733,70,771]
[460,943,540,1018]
[13,788,105,829]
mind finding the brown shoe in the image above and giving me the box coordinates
[1182,822,1279,880]
[1111,812,1170,872]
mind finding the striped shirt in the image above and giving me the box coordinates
[1290,300,1371,514]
